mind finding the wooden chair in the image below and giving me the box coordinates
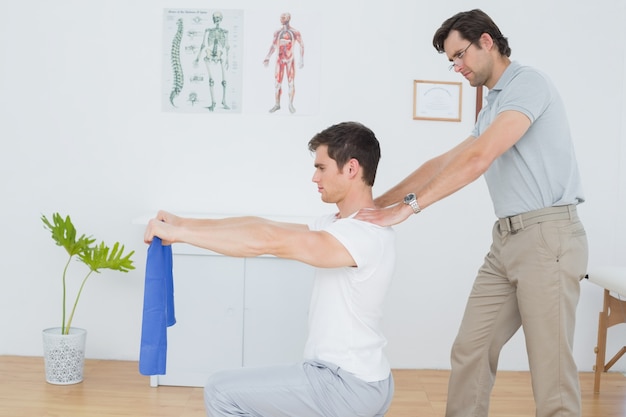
[586,267,626,393]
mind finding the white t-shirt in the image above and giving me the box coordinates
[304,213,396,382]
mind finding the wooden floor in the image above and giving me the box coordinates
[1,356,625,417]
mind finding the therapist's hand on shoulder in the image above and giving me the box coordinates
[354,203,413,227]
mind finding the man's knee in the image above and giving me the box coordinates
[204,371,234,417]
[204,372,218,399]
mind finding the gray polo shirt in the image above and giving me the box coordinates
[472,61,584,218]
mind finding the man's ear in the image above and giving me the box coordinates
[479,32,494,50]
[346,158,360,179]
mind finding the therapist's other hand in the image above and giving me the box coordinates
[354,203,413,227]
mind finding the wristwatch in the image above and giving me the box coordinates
[403,193,421,214]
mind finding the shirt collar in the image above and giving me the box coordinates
[490,61,521,92]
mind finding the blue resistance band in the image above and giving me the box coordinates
[139,236,176,375]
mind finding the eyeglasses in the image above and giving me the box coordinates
[448,42,473,71]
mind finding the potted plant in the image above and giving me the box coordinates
[41,212,135,384]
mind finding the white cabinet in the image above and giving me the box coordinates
[243,257,314,367]
[150,247,314,387]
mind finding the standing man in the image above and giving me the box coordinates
[144,121,395,417]
[356,9,588,417]
[263,12,304,114]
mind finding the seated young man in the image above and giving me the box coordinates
[143,121,396,417]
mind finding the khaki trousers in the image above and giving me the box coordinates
[445,205,588,417]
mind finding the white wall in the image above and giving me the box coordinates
[1,0,624,372]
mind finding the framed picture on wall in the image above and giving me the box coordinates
[475,86,487,121]
[413,80,462,122]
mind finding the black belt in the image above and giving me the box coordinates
[498,205,577,234]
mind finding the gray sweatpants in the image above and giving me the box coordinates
[204,360,394,417]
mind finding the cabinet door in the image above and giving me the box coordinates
[154,254,245,387]
[242,257,314,367]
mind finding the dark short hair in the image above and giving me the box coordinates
[308,121,381,186]
[432,9,511,57]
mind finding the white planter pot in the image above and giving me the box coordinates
[42,327,87,385]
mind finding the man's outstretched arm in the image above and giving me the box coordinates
[144,211,356,269]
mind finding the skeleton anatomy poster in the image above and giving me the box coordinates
[162,9,244,113]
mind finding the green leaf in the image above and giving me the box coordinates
[79,241,135,273]
[41,213,95,257]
